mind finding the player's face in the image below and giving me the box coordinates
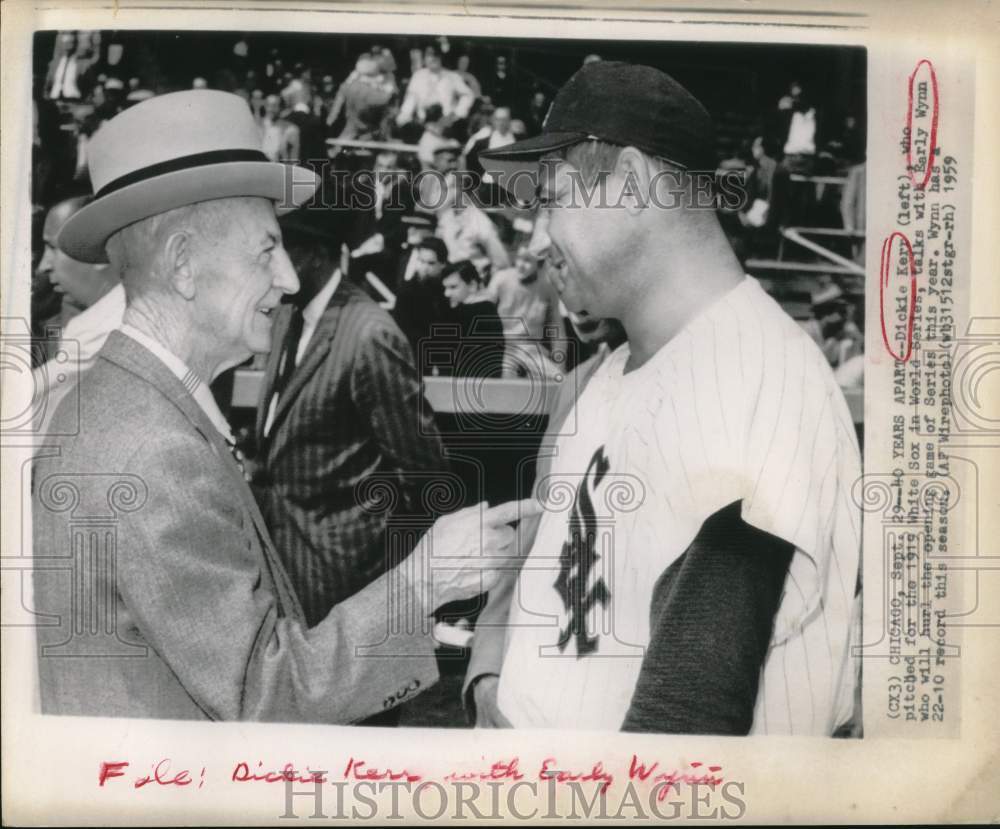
[538,160,620,317]
[193,198,299,366]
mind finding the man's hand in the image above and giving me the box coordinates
[414,499,541,613]
[473,675,512,728]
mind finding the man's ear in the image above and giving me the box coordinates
[163,230,196,300]
[614,147,652,215]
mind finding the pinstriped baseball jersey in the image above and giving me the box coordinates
[497,276,861,734]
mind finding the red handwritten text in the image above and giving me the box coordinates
[343,757,421,783]
[538,757,613,793]
[879,231,917,361]
[444,757,524,782]
[906,59,940,191]
[232,761,327,784]
[629,755,725,801]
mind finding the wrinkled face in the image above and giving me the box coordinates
[415,248,445,280]
[442,273,476,307]
[191,198,299,361]
[537,157,624,317]
[38,207,112,309]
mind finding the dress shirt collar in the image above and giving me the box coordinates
[118,323,235,443]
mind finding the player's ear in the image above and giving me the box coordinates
[614,146,651,215]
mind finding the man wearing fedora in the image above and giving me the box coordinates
[474,61,861,735]
[32,89,532,722]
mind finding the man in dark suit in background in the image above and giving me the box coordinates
[347,148,416,292]
[252,204,448,644]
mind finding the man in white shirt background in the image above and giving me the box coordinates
[32,195,125,435]
[396,45,475,130]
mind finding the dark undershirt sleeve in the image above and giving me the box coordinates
[620,500,793,735]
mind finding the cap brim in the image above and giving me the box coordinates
[57,161,320,263]
[480,131,587,203]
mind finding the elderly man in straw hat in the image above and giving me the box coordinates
[32,90,535,722]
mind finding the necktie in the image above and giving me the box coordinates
[273,305,305,403]
[262,306,305,441]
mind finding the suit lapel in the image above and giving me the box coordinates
[265,284,350,441]
[101,332,305,621]
[255,305,292,447]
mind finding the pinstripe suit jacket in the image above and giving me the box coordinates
[33,331,437,721]
[253,280,447,627]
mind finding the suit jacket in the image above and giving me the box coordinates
[33,331,437,722]
[253,281,447,627]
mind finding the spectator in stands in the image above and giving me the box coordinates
[392,236,450,360]
[45,31,99,102]
[312,74,338,125]
[32,196,125,435]
[328,53,398,140]
[810,284,863,373]
[483,54,513,108]
[439,260,505,378]
[779,81,819,174]
[257,94,287,162]
[527,89,549,136]
[396,45,475,128]
[736,134,781,249]
[248,87,265,120]
[416,141,462,215]
[463,106,516,180]
[417,104,452,167]
[466,96,496,142]
[192,76,208,89]
[436,177,511,268]
[487,245,561,378]
[396,215,436,288]
[455,54,482,97]
[348,148,416,287]
[282,79,326,168]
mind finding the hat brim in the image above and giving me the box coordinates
[479,131,587,204]
[57,161,320,263]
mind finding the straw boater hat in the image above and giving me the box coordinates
[58,89,320,263]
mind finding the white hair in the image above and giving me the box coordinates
[105,198,241,300]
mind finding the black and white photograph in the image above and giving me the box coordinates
[26,26,867,734]
[3,3,997,824]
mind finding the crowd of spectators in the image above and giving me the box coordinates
[31,31,867,389]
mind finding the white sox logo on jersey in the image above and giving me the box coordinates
[553,446,611,657]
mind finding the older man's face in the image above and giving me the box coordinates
[193,198,299,360]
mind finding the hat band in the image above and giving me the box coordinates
[95,149,270,199]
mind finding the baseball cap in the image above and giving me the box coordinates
[480,61,715,202]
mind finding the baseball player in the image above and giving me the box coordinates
[469,61,862,735]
